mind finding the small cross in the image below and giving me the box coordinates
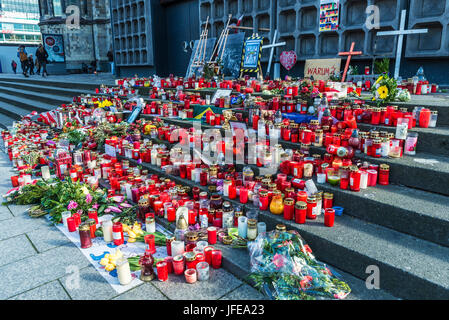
[338,42,363,82]
[377,10,428,79]
[261,30,286,76]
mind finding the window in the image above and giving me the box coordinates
[53,0,63,16]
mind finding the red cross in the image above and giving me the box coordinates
[338,42,363,82]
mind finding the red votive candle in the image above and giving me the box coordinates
[211,249,222,269]
[166,236,174,256]
[164,256,173,273]
[145,234,156,254]
[239,187,248,204]
[88,209,98,224]
[207,227,217,244]
[228,184,236,199]
[11,176,19,187]
[204,246,214,265]
[173,255,185,275]
[156,261,168,281]
[324,208,335,227]
[67,217,77,232]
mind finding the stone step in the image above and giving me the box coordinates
[114,155,449,300]
[0,86,70,108]
[98,178,397,300]
[0,112,16,130]
[140,115,449,196]
[133,86,449,125]
[0,76,111,91]
[0,100,33,121]
[0,92,54,114]
[140,132,449,247]
[0,80,97,98]
[357,122,449,157]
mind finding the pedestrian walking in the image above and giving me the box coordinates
[17,45,29,77]
[35,44,49,77]
[11,60,17,74]
[107,50,114,74]
[28,54,35,75]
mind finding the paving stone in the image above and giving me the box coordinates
[9,280,71,300]
[0,244,89,299]
[152,268,242,300]
[6,204,32,217]
[60,265,118,300]
[219,284,266,300]
[0,209,13,221]
[27,224,68,253]
[0,212,50,240]
[113,283,168,300]
[0,234,37,267]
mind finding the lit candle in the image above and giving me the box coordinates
[41,166,51,180]
[238,216,248,239]
[116,257,132,285]
[61,211,71,227]
[102,220,113,242]
[171,240,185,257]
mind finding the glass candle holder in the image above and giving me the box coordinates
[173,254,185,275]
[238,216,248,238]
[185,268,197,284]
[171,240,185,257]
[211,249,222,269]
[196,261,210,281]
[156,261,168,282]
[116,257,132,285]
[61,211,71,228]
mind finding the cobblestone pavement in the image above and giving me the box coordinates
[0,150,264,300]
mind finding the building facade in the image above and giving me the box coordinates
[0,0,41,44]
[38,0,112,72]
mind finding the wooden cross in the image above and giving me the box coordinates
[338,42,362,82]
[377,10,428,79]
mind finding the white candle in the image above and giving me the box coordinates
[317,173,326,184]
[116,257,132,285]
[61,211,71,228]
[360,171,368,189]
[102,220,113,242]
[171,240,185,257]
[41,166,51,180]
[146,219,156,233]
[125,183,133,200]
[238,216,248,239]
[257,222,266,236]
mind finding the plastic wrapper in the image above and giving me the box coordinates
[248,229,351,300]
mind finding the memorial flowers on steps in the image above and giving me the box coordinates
[248,228,351,300]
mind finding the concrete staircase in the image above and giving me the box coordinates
[0,77,448,300]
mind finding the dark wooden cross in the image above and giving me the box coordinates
[338,42,363,82]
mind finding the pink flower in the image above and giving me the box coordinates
[92,203,99,209]
[107,206,122,213]
[85,193,93,204]
[67,201,78,210]
[273,254,285,269]
[119,202,132,208]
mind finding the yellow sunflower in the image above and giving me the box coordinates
[377,85,388,99]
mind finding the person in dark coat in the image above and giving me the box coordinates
[35,44,49,77]
[28,54,35,75]
[11,60,17,74]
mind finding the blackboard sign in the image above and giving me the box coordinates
[220,33,245,79]
[240,36,264,74]
[185,37,216,78]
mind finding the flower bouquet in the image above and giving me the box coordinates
[248,229,351,300]
[371,73,410,105]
